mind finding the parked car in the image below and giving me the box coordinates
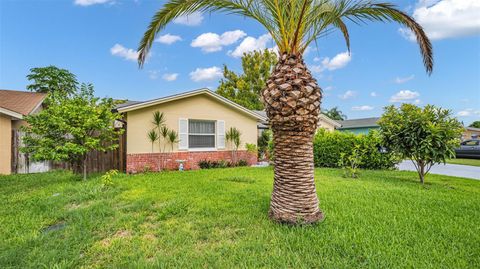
[455,139,480,159]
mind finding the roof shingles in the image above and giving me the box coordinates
[0,89,46,115]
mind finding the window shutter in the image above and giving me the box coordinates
[217,120,225,149]
[178,118,188,150]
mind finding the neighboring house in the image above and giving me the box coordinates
[253,110,340,134]
[0,89,47,175]
[462,126,480,140]
[337,117,380,134]
[117,89,266,172]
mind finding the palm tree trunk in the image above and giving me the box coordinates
[262,53,323,224]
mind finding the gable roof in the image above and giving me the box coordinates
[337,117,380,129]
[253,110,340,128]
[0,89,47,117]
[466,126,480,132]
[117,88,267,121]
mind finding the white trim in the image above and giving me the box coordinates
[319,114,341,128]
[117,88,266,122]
[0,107,23,119]
[217,120,225,149]
[187,147,217,152]
[178,118,188,150]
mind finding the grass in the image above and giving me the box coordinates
[1,167,479,268]
[447,158,480,167]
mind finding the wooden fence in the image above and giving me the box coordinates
[12,130,127,174]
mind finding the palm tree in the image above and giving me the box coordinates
[137,0,433,224]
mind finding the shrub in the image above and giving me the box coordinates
[313,129,399,170]
[245,143,258,155]
[338,145,363,178]
[101,169,118,188]
[237,159,248,167]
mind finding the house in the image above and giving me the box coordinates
[253,110,340,134]
[117,89,266,172]
[337,117,380,134]
[462,126,480,140]
[0,89,47,175]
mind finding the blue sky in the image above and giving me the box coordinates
[1,0,479,124]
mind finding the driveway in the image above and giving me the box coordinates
[397,160,480,180]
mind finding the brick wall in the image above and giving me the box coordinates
[126,150,257,173]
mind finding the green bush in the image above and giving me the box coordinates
[313,129,399,170]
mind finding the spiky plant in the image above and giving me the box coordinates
[226,127,242,164]
[138,0,433,224]
[167,129,180,151]
[147,129,159,153]
[152,111,166,170]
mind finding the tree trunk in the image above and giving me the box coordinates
[417,161,425,184]
[83,157,87,181]
[262,53,323,224]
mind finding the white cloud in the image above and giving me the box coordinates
[191,30,246,53]
[311,51,351,73]
[324,86,334,91]
[156,34,182,45]
[189,66,223,82]
[162,73,179,81]
[110,44,138,61]
[74,0,113,6]
[389,90,420,102]
[395,75,415,84]
[229,34,272,58]
[457,108,480,117]
[338,90,357,100]
[352,105,374,111]
[370,92,377,97]
[173,12,204,26]
[400,0,480,40]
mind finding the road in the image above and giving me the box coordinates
[397,160,480,180]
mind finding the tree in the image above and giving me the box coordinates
[216,49,278,110]
[469,121,480,128]
[226,127,242,164]
[378,104,463,184]
[137,0,433,225]
[27,66,78,96]
[323,107,347,120]
[21,84,123,180]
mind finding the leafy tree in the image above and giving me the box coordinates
[469,121,480,128]
[21,84,123,180]
[323,107,347,120]
[27,66,78,96]
[216,49,278,110]
[138,0,433,225]
[378,104,463,184]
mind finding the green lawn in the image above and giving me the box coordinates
[1,168,479,268]
[447,158,480,167]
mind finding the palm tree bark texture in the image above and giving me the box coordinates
[262,53,323,224]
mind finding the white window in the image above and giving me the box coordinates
[188,120,216,149]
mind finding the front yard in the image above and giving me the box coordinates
[1,167,479,268]
[447,158,480,167]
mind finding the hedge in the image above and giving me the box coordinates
[313,129,399,170]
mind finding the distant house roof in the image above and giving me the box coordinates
[117,88,267,121]
[337,117,380,129]
[0,89,47,119]
[115,100,143,109]
[466,126,480,132]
